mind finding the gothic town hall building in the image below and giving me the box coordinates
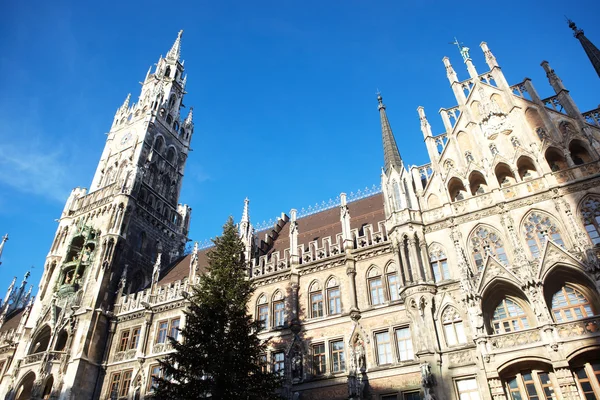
[1,22,600,400]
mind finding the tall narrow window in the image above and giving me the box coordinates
[309,282,323,318]
[118,330,130,352]
[523,212,564,258]
[257,295,269,330]
[581,197,600,245]
[430,247,450,282]
[492,298,530,334]
[312,344,326,375]
[328,286,341,315]
[273,301,285,327]
[169,318,180,341]
[109,373,121,397]
[395,327,414,361]
[130,327,140,350]
[470,226,508,270]
[456,378,481,400]
[273,352,285,377]
[442,308,467,346]
[120,370,133,397]
[330,340,345,373]
[156,321,168,344]
[148,364,164,393]
[369,277,385,305]
[376,331,392,365]
[387,272,400,301]
[551,286,594,322]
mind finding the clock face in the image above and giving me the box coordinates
[120,132,132,146]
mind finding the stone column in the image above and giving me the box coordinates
[487,378,507,400]
[398,240,412,284]
[346,256,359,313]
[408,237,425,282]
[555,367,579,400]
[419,240,432,282]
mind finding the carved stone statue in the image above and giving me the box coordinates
[291,350,303,380]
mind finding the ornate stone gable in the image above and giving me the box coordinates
[536,240,586,280]
[477,255,522,295]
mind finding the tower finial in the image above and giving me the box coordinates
[450,37,470,62]
[0,234,8,266]
[166,30,184,62]
[120,93,131,112]
[377,93,403,174]
[184,107,194,127]
[567,19,600,78]
[241,197,250,224]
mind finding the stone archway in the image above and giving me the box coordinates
[14,371,36,400]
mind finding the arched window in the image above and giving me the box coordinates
[154,136,164,153]
[448,177,467,202]
[272,291,285,327]
[429,245,450,282]
[569,139,592,165]
[256,295,268,330]
[581,197,600,245]
[326,277,342,315]
[309,281,323,318]
[367,266,384,306]
[516,156,538,180]
[385,264,399,301]
[468,171,487,196]
[442,307,467,346]
[470,226,508,270]
[166,147,176,164]
[545,147,567,172]
[495,163,516,187]
[523,212,564,258]
[492,298,530,334]
[551,286,595,322]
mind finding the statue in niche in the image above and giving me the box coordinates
[291,350,303,381]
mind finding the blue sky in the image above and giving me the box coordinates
[0,0,599,294]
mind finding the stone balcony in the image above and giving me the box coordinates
[22,351,66,366]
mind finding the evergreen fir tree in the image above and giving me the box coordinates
[154,217,281,399]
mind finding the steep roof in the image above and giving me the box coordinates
[157,193,386,284]
[0,309,24,334]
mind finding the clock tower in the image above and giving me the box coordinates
[1,30,194,399]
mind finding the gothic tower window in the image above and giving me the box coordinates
[326,277,341,315]
[272,291,285,327]
[153,136,164,153]
[495,162,516,187]
[442,307,467,346]
[516,156,538,180]
[309,281,323,318]
[468,171,488,196]
[545,147,567,172]
[581,196,600,245]
[385,264,399,302]
[448,177,467,202]
[522,212,564,258]
[569,139,592,165]
[367,266,384,306]
[392,180,402,210]
[429,245,450,282]
[256,294,268,330]
[550,285,595,322]
[491,298,530,334]
[470,226,508,270]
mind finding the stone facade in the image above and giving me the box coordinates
[2,30,600,400]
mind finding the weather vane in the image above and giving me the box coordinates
[450,37,470,62]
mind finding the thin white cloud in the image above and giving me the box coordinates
[0,138,74,203]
